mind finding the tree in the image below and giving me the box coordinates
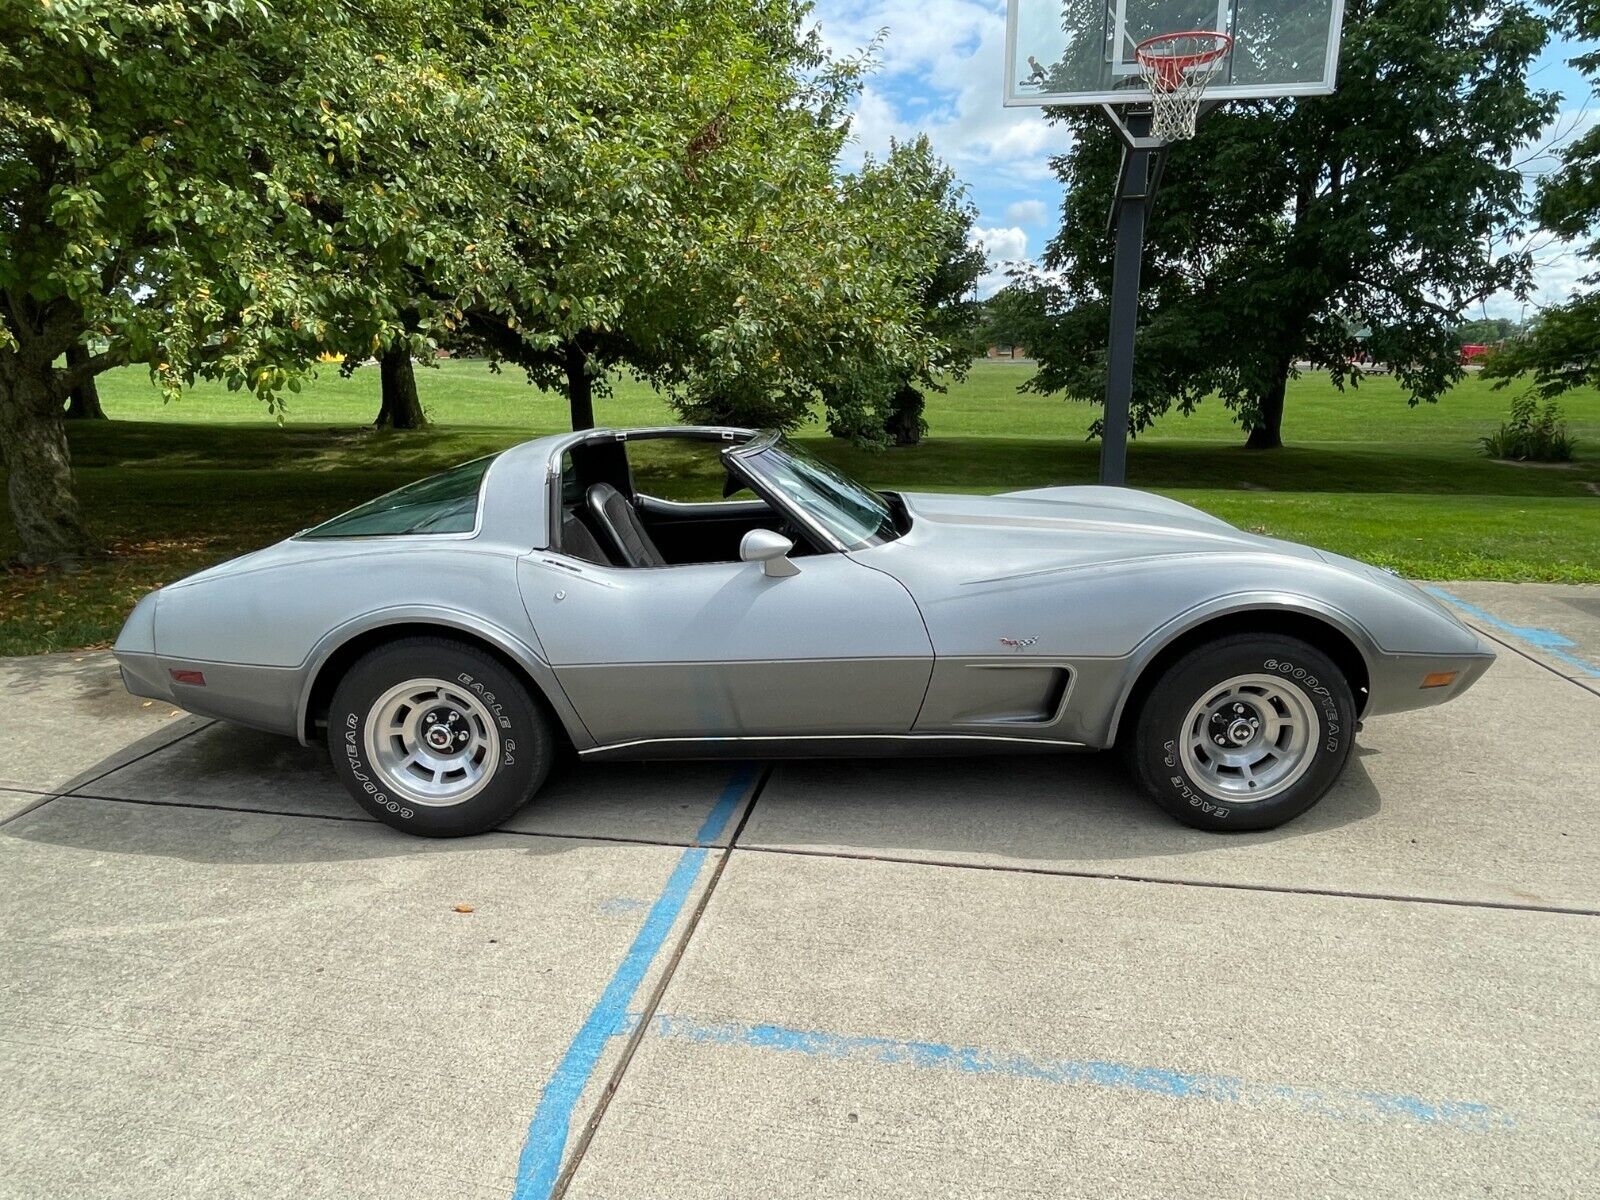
[1482,0,1600,394]
[825,137,986,446]
[979,284,1046,354]
[1453,317,1519,346]
[2,0,972,568]
[1015,0,1554,449]
[1484,303,1600,394]
[457,3,939,436]
[0,0,498,563]
[662,128,981,439]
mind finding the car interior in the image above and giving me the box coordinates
[553,434,820,568]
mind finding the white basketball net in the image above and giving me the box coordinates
[1135,31,1233,141]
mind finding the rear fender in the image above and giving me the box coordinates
[294,606,596,749]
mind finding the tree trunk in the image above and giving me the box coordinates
[374,345,427,429]
[564,340,595,430]
[1245,358,1292,450]
[884,383,926,446]
[0,356,97,564]
[63,344,107,420]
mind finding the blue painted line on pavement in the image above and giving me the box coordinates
[641,1013,1515,1132]
[1424,586,1600,678]
[692,768,754,846]
[510,766,757,1200]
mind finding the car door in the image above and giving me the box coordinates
[517,550,933,747]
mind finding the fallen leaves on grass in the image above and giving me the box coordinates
[110,536,215,556]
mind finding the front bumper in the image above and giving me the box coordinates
[1364,643,1496,717]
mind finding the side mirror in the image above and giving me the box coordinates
[739,528,800,578]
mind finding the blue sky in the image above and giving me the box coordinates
[812,1,1595,319]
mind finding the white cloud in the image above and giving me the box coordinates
[815,0,1070,180]
[1006,199,1048,225]
[811,0,996,79]
[969,224,1029,297]
[809,1,1069,289]
[846,84,916,161]
[974,224,1028,260]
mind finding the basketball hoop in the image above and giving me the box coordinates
[1135,30,1233,141]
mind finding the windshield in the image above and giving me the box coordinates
[299,455,497,538]
[733,435,899,549]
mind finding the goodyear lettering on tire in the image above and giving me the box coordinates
[1265,657,1343,752]
[343,711,413,819]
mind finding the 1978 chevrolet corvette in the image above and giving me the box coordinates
[115,427,1494,837]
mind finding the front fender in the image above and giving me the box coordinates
[1101,591,1383,744]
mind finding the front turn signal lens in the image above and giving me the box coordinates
[1420,671,1458,689]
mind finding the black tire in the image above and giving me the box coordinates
[326,637,555,837]
[1125,634,1355,832]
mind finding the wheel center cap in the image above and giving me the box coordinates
[1226,718,1255,744]
[425,725,454,751]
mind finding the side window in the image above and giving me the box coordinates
[627,439,736,501]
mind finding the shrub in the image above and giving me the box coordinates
[1479,394,1578,462]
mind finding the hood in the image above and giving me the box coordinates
[885,486,1322,582]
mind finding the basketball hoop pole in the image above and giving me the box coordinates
[1099,106,1164,486]
[1095,100,1219,484]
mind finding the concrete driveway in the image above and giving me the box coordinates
[2,583,1597,1199]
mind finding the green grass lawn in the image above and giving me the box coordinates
[2,358,1596,656]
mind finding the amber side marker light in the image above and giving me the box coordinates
[1420,671,1458,689]
[169,669,206,686]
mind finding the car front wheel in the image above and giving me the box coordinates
[327,637,555,837]
[1126,634,1356,832]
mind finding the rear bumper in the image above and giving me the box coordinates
[118,652,175,705]
[115,649,302,737]
[113,589,301,736]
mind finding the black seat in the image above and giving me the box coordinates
[586,483,667,568]
[559,507,612,565]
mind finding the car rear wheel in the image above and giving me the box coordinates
[1126,634,1355,832]
[327,637,554,837]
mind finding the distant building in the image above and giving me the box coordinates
[986,344,1029,360]
[1460,343,1489,364]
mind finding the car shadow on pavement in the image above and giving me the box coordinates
[740,748,1382,866]
[1,720,1382,870]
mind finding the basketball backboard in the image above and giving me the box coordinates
[1005,0,1344,107]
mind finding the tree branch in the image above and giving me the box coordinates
[56,345,128,392]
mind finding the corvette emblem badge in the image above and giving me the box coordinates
[999,637,1038,651]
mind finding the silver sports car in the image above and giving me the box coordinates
[115,426,1494,837]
